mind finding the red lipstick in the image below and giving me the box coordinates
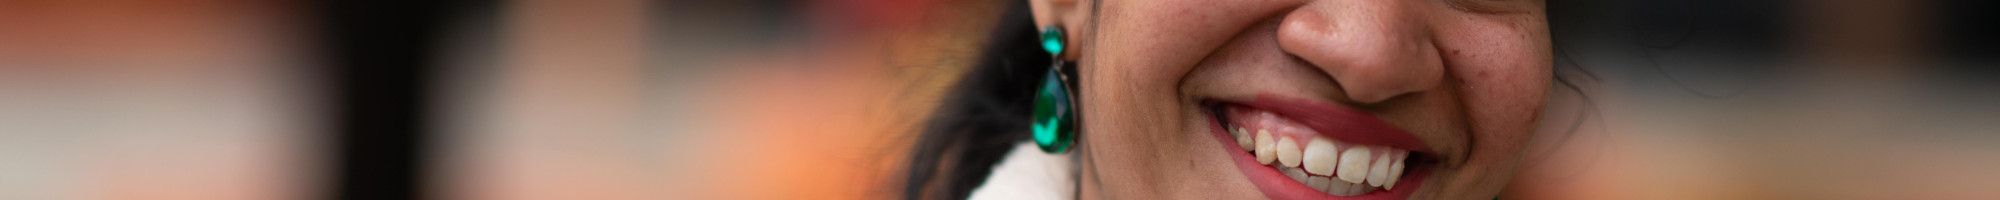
[1208,93,1431,199]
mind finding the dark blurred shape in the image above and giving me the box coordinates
[317,0,494,199]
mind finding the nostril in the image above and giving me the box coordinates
[1272,0,1445,105]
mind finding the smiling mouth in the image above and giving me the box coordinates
[1205,94,1436,199]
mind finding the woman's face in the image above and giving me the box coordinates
[1033,0,1551,199]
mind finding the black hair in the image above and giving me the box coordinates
[899,1,1050,199]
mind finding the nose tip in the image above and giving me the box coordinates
[1275,1,1444,103]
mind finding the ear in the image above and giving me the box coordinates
[1028,0,1091,59]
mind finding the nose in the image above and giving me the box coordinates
[1276,0,1443,104]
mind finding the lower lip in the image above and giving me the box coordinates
[1208,113,1428,200]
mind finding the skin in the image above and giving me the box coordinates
[1028,0,1553,199]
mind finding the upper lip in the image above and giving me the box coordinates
[1230,93,1430,153]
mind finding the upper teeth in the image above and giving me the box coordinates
[1302,138,1336,175]
[1234,127,1254,149]
[1276,137,1302,168]
[1233,127,1410,196]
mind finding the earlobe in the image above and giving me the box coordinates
[1027,0,1083,26]
[1026,0,1064,26]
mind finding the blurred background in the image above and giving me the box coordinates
[0,0,1996,199]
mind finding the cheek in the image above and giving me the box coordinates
[1436,16,1552,158]
[1078,0,1249,154]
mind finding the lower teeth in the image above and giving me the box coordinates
[1275,165,1377,196]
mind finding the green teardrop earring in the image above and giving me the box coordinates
[1031,26,1077,154]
